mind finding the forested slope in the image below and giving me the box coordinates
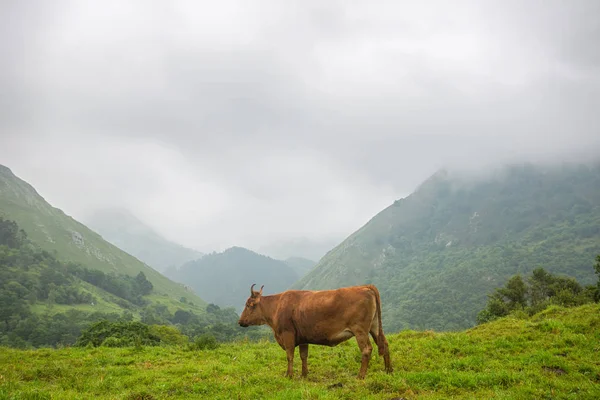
[0,165,206,312]
[294,163,600,331]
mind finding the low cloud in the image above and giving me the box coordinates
[1,0,599,258]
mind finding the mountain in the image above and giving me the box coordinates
[167,246,299,311]
[283,256,316,278]
[258,237,339,262]
[0,165,207,314]
[293,162,600,332]
[85,208,203,273]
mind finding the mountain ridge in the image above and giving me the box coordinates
[85,208,203,273]
[293,162,600,331]
[167,246,299,311]
[0,164,208,314]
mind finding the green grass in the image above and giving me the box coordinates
[1,304,599,399]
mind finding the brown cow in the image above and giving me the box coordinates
[238,283,393,379]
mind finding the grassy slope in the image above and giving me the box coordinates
[0,165,207,315]
[1,303,599,399]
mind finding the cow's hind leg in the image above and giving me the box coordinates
[353,329,373,379]
[299,344,309,377]
[370,327,393,373]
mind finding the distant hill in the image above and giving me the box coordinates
[167,247,299,310]
[293,162,600,332]
[0,165,207,314]
[258,237,339,262]
[284,256,316,278]
[85,208,203,273]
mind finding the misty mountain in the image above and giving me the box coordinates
[258,237,339,262]
[293,162,600,332]
[0,164,208,313]
[85,208,203,273]
[167,246,299,311]
[284,257,316,278]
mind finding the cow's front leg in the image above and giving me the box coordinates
[281,332,296,378]
[285,346,294,378]
[299,344,309,377]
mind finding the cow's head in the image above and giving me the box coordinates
[238,283,265,327]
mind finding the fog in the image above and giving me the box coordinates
[1,0,599,259]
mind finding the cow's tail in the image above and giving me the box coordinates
[368,284,387,356]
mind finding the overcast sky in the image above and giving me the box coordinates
[1,0,599,259]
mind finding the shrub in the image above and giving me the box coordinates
[75,321,161,348]
[188,334,218,350]
[101,337,131,347]
[148,325,188,346]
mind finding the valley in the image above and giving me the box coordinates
[1,161,600,399]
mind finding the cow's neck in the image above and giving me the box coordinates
[258,294,279,327]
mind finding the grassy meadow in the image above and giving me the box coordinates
[1,303,599,400]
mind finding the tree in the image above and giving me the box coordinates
[477,267,595,324]
[529,268,554,306]
[172,309,192,325]
[498,275,527,308]
[206,303,220,314]
[0,218,27,248]
[135,272,153,295]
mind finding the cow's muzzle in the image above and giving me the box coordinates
[238,321,248,327]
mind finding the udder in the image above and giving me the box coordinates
[324,329,355,347]
[297,329,355,347]
[331,329,354,344]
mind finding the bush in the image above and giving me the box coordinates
[75,321,161,348]
[148,325,188,346]
[101,337,132,347]
[188,334,218,350]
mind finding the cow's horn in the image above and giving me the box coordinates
[250,283,256,295]
[259,285,264,294]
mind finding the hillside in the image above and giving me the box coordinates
[0,165,207,314]
[167,247,299,310]
[1,303,599,399]
[284,256,316,278]
[293,162,600,331]
[85,208,203,273]
[0,216,264,347]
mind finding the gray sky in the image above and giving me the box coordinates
[1,0,599,259]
